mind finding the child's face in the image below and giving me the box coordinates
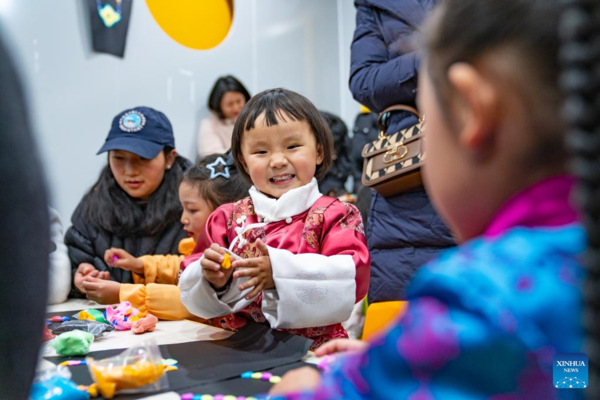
[179,181,214,243]
[240,113,324,198]
[220,91,246,121]
[109,150,172,200]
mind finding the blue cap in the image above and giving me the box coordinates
[97,106,175,159]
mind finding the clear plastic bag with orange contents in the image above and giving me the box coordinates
[86,339,168,399]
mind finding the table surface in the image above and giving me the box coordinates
[40,299,322,399]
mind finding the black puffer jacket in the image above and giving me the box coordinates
[65,157,189,297]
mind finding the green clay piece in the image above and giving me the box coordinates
[51,330,94,356]
[86,308,109,324]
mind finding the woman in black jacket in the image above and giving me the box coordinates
[65,106,190,303]
[350,0,454,302]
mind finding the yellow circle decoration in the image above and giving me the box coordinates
[146,0,233,50]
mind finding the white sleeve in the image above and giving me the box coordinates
[179,257,254,319]
[47,208,71,305]
[262,246,357,329]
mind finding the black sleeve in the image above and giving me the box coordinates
[0,35,50,399]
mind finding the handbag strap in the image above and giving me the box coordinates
[377,105,421,139]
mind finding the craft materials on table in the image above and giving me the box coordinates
[48,315,71,323]
[51,331,94,356]
[59,360,87,367]
[86,340,169,399]
[132,313,158,334]
[76,308,109,324]
[240,371,282,384]
[180,395,259,400]
[52,320,115,338]
[43,325,56,341]
[104,301,141,330]
[30,366,89,400]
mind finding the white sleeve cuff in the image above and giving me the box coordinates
[179,256,254,319]
[262,246,357,329]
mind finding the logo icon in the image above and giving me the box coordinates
[119,111,146,132]
[554,353,588,389]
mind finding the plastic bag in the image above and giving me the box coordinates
[30,366,89,400]
[86,339,168,399]
[52,320,115,338]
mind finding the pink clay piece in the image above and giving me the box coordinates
[131,314,158,334]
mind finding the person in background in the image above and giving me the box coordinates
[349,0,454,303]
[65,106,190,303]
[319,111,354,199]
[197,75,251,158]
[47,207,71,304]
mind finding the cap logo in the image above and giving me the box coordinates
[119,110,146,132]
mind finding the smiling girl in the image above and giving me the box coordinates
[180,89,371,349]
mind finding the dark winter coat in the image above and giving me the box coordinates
[350,0,454,302]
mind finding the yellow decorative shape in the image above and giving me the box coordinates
[146,0,233,50]
[99,5,122,28]
[221,253,232,269]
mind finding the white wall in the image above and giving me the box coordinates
[0,0,359,222]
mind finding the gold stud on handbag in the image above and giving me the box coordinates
[361,105,425,197]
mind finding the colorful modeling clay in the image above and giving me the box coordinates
[52,320,115,338]
[51,331,94,356]
[180,394,257,400]
[104,301,141,331]
[221,253,232,269]
[43,326,55,341]
[76,308,109,324]
[240,370,281,383]
[131,313,158,334]
[59,360,87,367]
[49,316,71,323]
[30,375,89,400]
[78,383,98,398]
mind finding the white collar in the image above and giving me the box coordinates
[249,178,322,223]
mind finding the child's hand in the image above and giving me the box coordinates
[232,240,274,300]
[269,366,321,395]
[81,276,121,304]
[201,243,234,290]
[314,338,368,356]
[74,263,110,294]
[104,248,144,275]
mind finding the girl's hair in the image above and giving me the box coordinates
[424,0,565,170]
[208,75,251,119]
[80,148,188,237]
[181,152,251,209]
[230,88,334,182]
[561,1,599,396]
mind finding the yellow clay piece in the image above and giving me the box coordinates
[221,253,232,269]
